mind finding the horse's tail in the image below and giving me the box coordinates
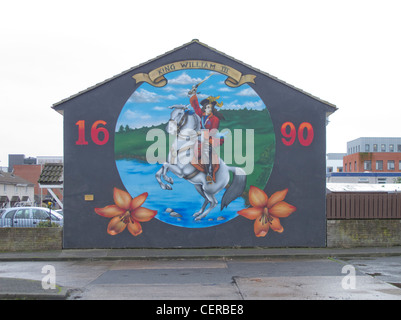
[221,166,247,210]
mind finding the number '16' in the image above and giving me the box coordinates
[75,120,109,145]
[281,122,314,146]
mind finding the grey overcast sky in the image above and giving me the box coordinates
[1,0,400,167]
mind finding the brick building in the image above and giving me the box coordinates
[10,155,63,206]
[343,137,401,173]
[13,165,42,196]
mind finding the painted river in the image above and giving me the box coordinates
[116,159,245,228]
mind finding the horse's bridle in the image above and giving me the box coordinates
[175,111,189,135]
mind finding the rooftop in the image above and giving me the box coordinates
[52,39,337,116]
[327,183,401,192]
[38,163,63,185]
[0,170,34,186]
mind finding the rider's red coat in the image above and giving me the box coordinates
[189,94,223,182]
[190,95,220,131]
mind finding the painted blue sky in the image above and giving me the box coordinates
[116,69,266,130]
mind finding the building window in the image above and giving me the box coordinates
[345,164,347,172]
[364,160,371,171]
[377,178,387,184]
[373,144,378,152]
[338,167,343,172]
[388,160,395,170]
[365,144,370,152]
[381,144,386,152]
[390,144,394,152]
[399,161,401,171]
[355,161,357,171]
[398,145,401,152]
[376,160,383,170]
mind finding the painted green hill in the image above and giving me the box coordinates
[115,108,275,191]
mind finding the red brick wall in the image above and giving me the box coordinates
[343,152,401,172]
[13,165,42,194]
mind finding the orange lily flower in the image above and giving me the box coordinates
[237,186,296,237]
[95,187,157,236]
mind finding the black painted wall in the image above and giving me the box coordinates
[55,41,335,248]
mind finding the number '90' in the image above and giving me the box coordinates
[281,122,314,146]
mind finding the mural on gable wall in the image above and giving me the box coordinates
[59,41,335,248]
[94,62,296,238]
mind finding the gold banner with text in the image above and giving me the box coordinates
[132,60,256,88]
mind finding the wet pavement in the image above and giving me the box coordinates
[0,247,400,300]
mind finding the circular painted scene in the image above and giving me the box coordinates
[115,69,275,228]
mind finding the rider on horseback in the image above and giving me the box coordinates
[188,85,225,184]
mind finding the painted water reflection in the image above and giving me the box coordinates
[116,159,245,228]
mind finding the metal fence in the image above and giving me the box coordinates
[326,192,401,219]
[0,218,57,227]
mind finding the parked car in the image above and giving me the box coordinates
[0,207,63,227]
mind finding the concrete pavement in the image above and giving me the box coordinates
[0,246,400,300]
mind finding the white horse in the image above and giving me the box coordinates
[155,105,246,220]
